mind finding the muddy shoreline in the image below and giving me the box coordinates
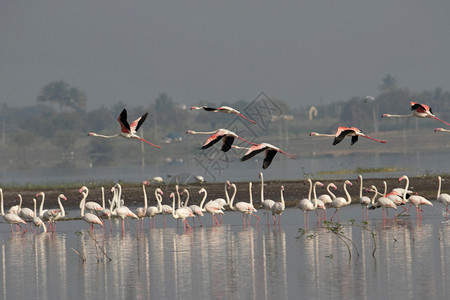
[1,175,443,210]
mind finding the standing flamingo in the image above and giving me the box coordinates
[298,179,323,228]
[399,175,433,220]
[78,186,103,213]
[0,188,26,235]
[259,172,275,225]
[79,188,103,234]
[88,108,161,147]
[47,194,68,233]
[310,126,386,145]
[170,192,193,230]
[111,183,138,234]
[317,183,337,221]
[228,182,260,227]
[330,180,353,222]
[36,192,61,233]
[97,187,113,232]
[32,198,46,233]
[369,185,397,222]
[382,101,450,126]
[187,191,205,228]
[271,186,285,226]
[437,176,450,219]
[147,188,163,228]
[234,143,297,169]
[186,129,256,152]
[17,194,35,231]
[357,175,371,221]
[135,181,150,232]
[202,189,225,227]
[190,105,257,123]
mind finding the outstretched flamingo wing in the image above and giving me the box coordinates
[351,135,359,145]
[240,144,267,161]
[202,106,218,112]
[411,102,432,114]
[118,109,131,133]
[333,128,353,145]
[201,132,224,149]
[131,112,148,132]
[221,136,235,152]
[263,149,278,169]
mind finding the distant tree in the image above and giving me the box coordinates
[154,93,175,113]
[11,129,35,147]
[37,80,86,112]
[379,74,398,92]
[52,130,78,149]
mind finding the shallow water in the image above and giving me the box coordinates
[1,152,449,184]
[1,203,449,300]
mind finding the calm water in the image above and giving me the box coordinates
[0,152,449,184]
[1,202,449,300]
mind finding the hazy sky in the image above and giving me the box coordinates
[1,0,450,110]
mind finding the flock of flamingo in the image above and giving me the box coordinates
[1,171,449,235]
[1,100,450,235]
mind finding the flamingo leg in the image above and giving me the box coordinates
[252,213,260,226]
[330,209,338,222]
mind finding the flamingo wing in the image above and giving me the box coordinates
[130,112,148,132]
[221,136,235,152]
[201,132,224,149]
[351,135,359,145]
[333,129,353,145]
[202,106,218,111]
[118,109,130,133]
[263,149,278,169]
[411,102,432,114]
[240,144,267,161]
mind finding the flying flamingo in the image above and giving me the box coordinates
[233,143,297,169]
[0,188,26,235]
[309,126,387,145]
[435,128,450,133]
[317,183,337,221]
[368,184,397,222]
[399,175,433,220]
[186,128,256,152]
[88,108,161,148]
[330,180,353,222]
[271,186,285,226]
[190,105,257,124]
[298,179,323,228]
[382,101,450,126]
[356,175,371,221]
[135,181,150,232]
[228,182,260,227]
[170,192,193,231]
[147,188,163,228]
[79,188,103,234]
[437,176,450,219]
[259,172,275,225]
